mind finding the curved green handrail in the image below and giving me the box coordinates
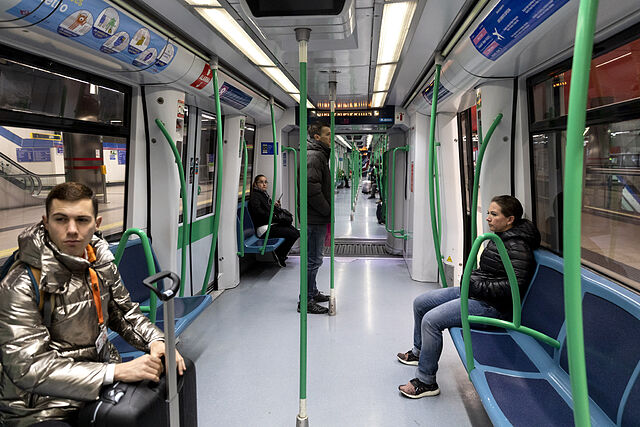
[237,139,248,257]
[260,99,279,255]
[114,228,158,322]
[282,147,299,228]
[201,65,224,295]
[460,233,561,373]
[155,119,187,297]
[427,63,447,287]
[385,145,410,239]
[470,113,504,267]
[564,1,599,425]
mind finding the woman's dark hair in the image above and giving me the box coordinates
[46,182,98,218]
[491,195,523,222]
[253,174,267,188]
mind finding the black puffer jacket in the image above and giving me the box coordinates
[303,139,331,224]
[248,188,272,228]
[469,219,541,316]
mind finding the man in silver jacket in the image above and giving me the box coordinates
[0,182,185,426]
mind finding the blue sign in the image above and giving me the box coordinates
[7,0,177,74]
[470,0,569,61]
[16,147,51,162]
[423,79,452,104]
[218,82,253,110]
[117,149,127,165]
[261,142,274,155]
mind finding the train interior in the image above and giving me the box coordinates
[1,0,640,425]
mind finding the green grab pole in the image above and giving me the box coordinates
[155,119,188,297]
[434,142,442,237]
[201,64,224,295]
[467,316,560,349]
[564,1,599,425]
[260,99,279,255]
[295,28,310,425]
[427,62,447,287]
[459,233,549,374]
[237,139,248,257]
[283,147,299,228]
[385,146,409,238]
[114,228,157,322]
[330,101,336,288]
[470,113,504,267]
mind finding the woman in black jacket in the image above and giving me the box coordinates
[396,195,541,399]
[248,175,300,267]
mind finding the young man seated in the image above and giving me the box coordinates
[0,182,186,426]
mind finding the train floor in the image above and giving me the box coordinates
[179,184,492,426]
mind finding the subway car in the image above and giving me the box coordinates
[0,0,639,425]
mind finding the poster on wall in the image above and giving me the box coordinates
[7,0,177,74]
[16,147,51,162]
[117,149,126,165]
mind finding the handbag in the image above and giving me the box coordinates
[274,207,293,225]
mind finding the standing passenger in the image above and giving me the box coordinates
[299,122,333,314]
[0,182,186,426]
[396,195,540,398]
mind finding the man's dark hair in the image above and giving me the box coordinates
[46,182,98,218]
[308,121,329,139]
[491,195,523,222]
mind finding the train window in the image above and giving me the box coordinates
[0,126,127,258]
[0,58,126,126]
[529,29,640,289]
[239,123,255,198]
[196,111,217,218]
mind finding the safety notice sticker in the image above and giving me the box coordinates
[470,0,569,61]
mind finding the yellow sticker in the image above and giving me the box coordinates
[446,256,452,263]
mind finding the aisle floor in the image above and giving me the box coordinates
[179,185,491,426]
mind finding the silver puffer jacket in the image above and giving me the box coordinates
[0,223,164,426]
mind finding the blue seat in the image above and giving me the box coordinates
[107,238,212,360]
[449,249,640,426]
[237,202,284,254]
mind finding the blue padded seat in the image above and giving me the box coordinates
[237,202,284,254]
[107,237,212,355]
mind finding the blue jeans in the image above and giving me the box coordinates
[305,223,326,300]
[412,287,502,384]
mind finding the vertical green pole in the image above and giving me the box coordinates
[237,139,248,257]
[565,1,598,426]
[201,60,224,295]
[260,98,279,254]
[154,119,188,297]
[427,58,447,287]
[329,78,337,316]
[283,147,299,228]
[469,113,503,268]
[295,27,311,427]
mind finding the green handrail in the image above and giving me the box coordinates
[470,113,504,266]
[237,139,248,257]
[260,99,279,254]
[564,1,599,425]
[114,228,158,322]
[329,98,336,314]
[155,119,188,297]
[385,145,410,239]
[427,63,447,287]
[201,64,224,295]
[296,28,310,425]
[434,141,442,237]
[282,147,299,228]
[460,233,561,373]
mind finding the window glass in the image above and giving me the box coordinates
[0,126,126,257]
[531,37,640,123]
[197,111,216,217]
[239,124,255,198]
[0,59,126,126]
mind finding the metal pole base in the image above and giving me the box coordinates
[296,415,309,427]
[350,212,354,221]
[329,296,336,316]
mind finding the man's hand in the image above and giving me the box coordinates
[114,354,163,382]
[149,340,187,376]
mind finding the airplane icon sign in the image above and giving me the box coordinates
[493,28,505,41]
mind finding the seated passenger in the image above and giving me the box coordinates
[248,174,300,267]
[0,182,186,426]
[396,195,540,398]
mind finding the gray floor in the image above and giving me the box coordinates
[178,184,491,426]
[334,184,387,240]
